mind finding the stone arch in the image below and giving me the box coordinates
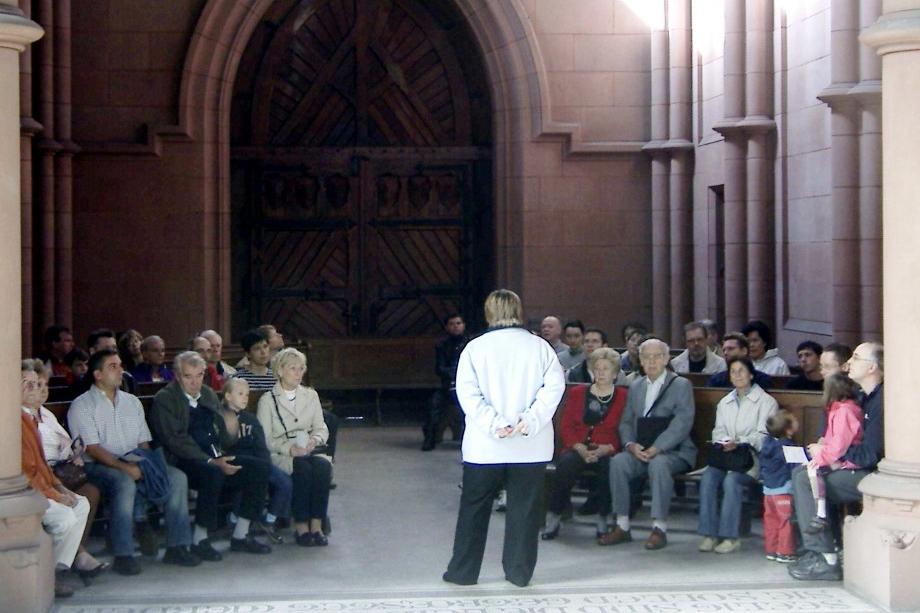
[179,0,555,334]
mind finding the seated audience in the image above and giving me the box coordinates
[26,361,108,581]
[786,341,824,391]
[200,329,236,386]
[39,324,76,383]
[760,411,799,563]
[234,329,276,391]
[132,335,174,383]
[804,374,865,534]
[568,328,609,383]
[707,333,773,389]
[257,348,332,547]
[544,348,627,540]
[820,342,852,378]
[790,342,884,581]
[83,329,138,394]
[558,320,587,372]
[670,321,727,375]
[697,356,777,554]
[21,362,92,598]
[422,314,468,451]
[540,315,568,354]
[149,351,272,558]
[221,378,292,541]
[117,329,144,373]
[189,335,224,392]
[68,349,199,575]
[741,320,790,375]
[236,324,286,369]
[619,325,647,374]
[599,339,696,550]
[699,318,723,356]
[64,348,89,385]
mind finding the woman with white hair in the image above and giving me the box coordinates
[257,347,332,547]
[442,289,566,588]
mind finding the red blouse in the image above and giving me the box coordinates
[559,384,628,454]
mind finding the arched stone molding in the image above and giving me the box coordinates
[176,0,579,334]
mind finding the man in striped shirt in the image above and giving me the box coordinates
[234,329,275,391]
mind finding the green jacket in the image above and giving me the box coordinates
[149,381,222,465]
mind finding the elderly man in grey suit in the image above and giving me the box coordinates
[598,338,696,550]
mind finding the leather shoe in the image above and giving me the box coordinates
[191,539,223,562]
[597,526,632,546]
[788,553,842,581]
[644,527,667,550]
[311,532,328,546]
[541,524,560,540]
[230,535,272,554]
[163,546,201,567]
[296,531,315,547]
[112,555,142,576]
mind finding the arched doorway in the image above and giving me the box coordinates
[230,0,493,341]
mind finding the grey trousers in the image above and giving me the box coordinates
[608,450,690,520]
[791,464,868,553]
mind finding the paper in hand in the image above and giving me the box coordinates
[782,446,809,464]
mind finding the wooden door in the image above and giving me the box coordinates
[230,0,492,339]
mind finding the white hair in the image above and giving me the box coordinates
[639,338,670,357]
[174,350,206,373]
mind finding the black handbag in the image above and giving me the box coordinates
[52,460,88,491]
[706,443,754,472]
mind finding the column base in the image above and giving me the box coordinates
[0,482,52,613]
[843,462,920,612]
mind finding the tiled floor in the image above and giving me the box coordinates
[51,427,878,613]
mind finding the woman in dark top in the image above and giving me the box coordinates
[542,348,628,539]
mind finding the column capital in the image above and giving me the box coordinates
[0,6,42,53]
[861,8,920,56]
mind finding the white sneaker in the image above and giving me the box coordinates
[698,537,717,552]
[493,489,507,512]
[714,539,740,554]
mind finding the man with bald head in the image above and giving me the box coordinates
[540,316,568,355]
[789,342,884,582]
[200,329,237,381]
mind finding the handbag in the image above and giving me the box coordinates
[706,443,754,473]
[52,460,88,491]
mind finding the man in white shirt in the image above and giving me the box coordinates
[443,290,565,588]
[600,339,696,551]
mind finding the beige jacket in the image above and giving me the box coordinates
[256,383,329,474]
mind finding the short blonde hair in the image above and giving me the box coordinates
[222,376,249,397]
[588,347,621,375]
[271,347,307,380]
[484,289,523,327]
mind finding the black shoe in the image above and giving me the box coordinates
[191,539,222,562]
[329,482,337,490]
[73,562,110,586]
[442,571,476,586]
[112,555,142,576]
[311,532,328,546]
[421,439,436,451]
[541,524,560,540]
[505,575,530,588]
[230,536,272,554]
[163,546,201,567]
[322,515,332,535]
[296,531,315,547]
[788,553,842,581]
[136,521,159,557]
[789,550,821,572]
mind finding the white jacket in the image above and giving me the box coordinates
[456,327,566,464]
[670,348,726,375]
[712,384,778,476]
[753,349,791,376]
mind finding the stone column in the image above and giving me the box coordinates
[0,4,52,612]
[819,0,862,346]
[848,5,920,610]
[52,0,73,327]
[18,0,39,356]
[34,0,57,331]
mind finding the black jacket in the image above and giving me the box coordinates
[435,334,468,388]
[842,383,884,470]
[148,381,223,465]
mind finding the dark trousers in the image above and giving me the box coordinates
[445,462,545,586]
[791,464,868,553]
[291,455,332,522]
[423,389,462,443]
[547,450,611,515]
[177,455,270,530]
[323,410,339,459]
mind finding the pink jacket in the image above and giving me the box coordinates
[813,400,864,470]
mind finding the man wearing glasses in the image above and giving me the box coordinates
[599,338,696,550]
[789,342,884,581]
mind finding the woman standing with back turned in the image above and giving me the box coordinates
[442,289,566,588]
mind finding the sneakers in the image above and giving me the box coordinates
[162,546,201,567]
[789,551,842,581]
[698,537,717,552]
[714,538,740,554]
[191,539,223,562]
[805,516,828,534]
[774,553,797,564]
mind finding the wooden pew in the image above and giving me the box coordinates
[683,372,796,390]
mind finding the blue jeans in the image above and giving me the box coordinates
[86,462,192,556]
[697,466,755,539]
